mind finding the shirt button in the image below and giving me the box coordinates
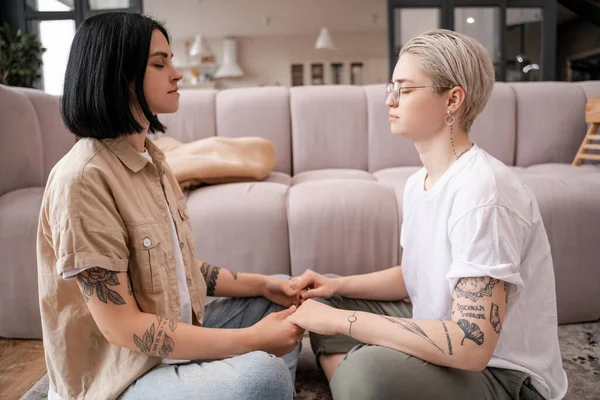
[143,237,152,248]
[186,278,192,285]
[180,242,184,249]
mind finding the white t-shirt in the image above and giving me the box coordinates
[400,145,567,400]
[49,150,192,400]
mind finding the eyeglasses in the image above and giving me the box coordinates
[385,82,451,106]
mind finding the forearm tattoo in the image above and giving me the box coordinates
[77,267,125,305]
[229,270,238,280]
[490,303,502,334]
[442,322,454,356]
[458,319,485,346]
[454,277,499,302]
[381,316,445,354]
[201,262,220,296]
[133,315,177,358]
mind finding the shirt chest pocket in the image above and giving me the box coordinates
[127,223,166,295]
[176,199,190,224]
[176,199,194,243]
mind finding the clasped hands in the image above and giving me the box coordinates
[256,270,346,356]
[285,270,345,337]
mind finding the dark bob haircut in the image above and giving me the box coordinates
[61,12,169,139]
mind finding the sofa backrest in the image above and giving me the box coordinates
[0,85,75,197]
[512,82,588,166]
[2,81,599,197]
[157,81,600,174]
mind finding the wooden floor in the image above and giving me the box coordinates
[0,338,46,400]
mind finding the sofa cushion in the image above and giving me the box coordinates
[512,166,600,323]
[0,85,44,197]
[20,88,75,183]
[217,87,292,175]
[288,179,399,277]
[0,187,45,338]
[577,81,600,101]
[365,84,421,171]
[469,82,516,166]
[291,86,368,174]
[511,163,600,176]
[263,171,292,186]
[292,169,375,185]
[185,180,291,275]
[512,82,587,167]
[158,89,217,143]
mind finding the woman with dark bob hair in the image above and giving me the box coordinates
[37,12,302,400]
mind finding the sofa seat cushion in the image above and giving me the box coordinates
[263,171,292,186]
[292,169,375,185]
[288,176,399,277]
[185,180,291,275]
[511,163,600,177]
[511,165,600,323]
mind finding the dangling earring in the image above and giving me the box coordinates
[445,109,458,159]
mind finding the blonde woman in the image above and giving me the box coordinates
[288,30,567,400]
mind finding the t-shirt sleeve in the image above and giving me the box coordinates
[446,204,530,293]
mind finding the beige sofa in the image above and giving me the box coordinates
[1,82,600,339]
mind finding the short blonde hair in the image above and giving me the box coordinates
[399,29,495,132]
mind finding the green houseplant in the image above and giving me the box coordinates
[0,22,46,88]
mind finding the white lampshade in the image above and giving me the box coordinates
[189,34,212,57]
[315,28,334,50]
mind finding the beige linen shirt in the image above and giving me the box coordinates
[37,136,207,399]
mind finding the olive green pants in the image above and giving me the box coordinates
[310,292,545,400]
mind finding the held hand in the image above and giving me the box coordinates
[289,269,340,303]
[262,275,298,308]
[251,306,305,357]
[285,299,345,336]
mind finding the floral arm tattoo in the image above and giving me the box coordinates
[76,267,126,305]
[76,268,178,358]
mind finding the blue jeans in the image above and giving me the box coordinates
[119,276,300,400]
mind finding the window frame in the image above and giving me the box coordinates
[387,0,556,81]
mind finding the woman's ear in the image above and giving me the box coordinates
[446,86,466,115]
